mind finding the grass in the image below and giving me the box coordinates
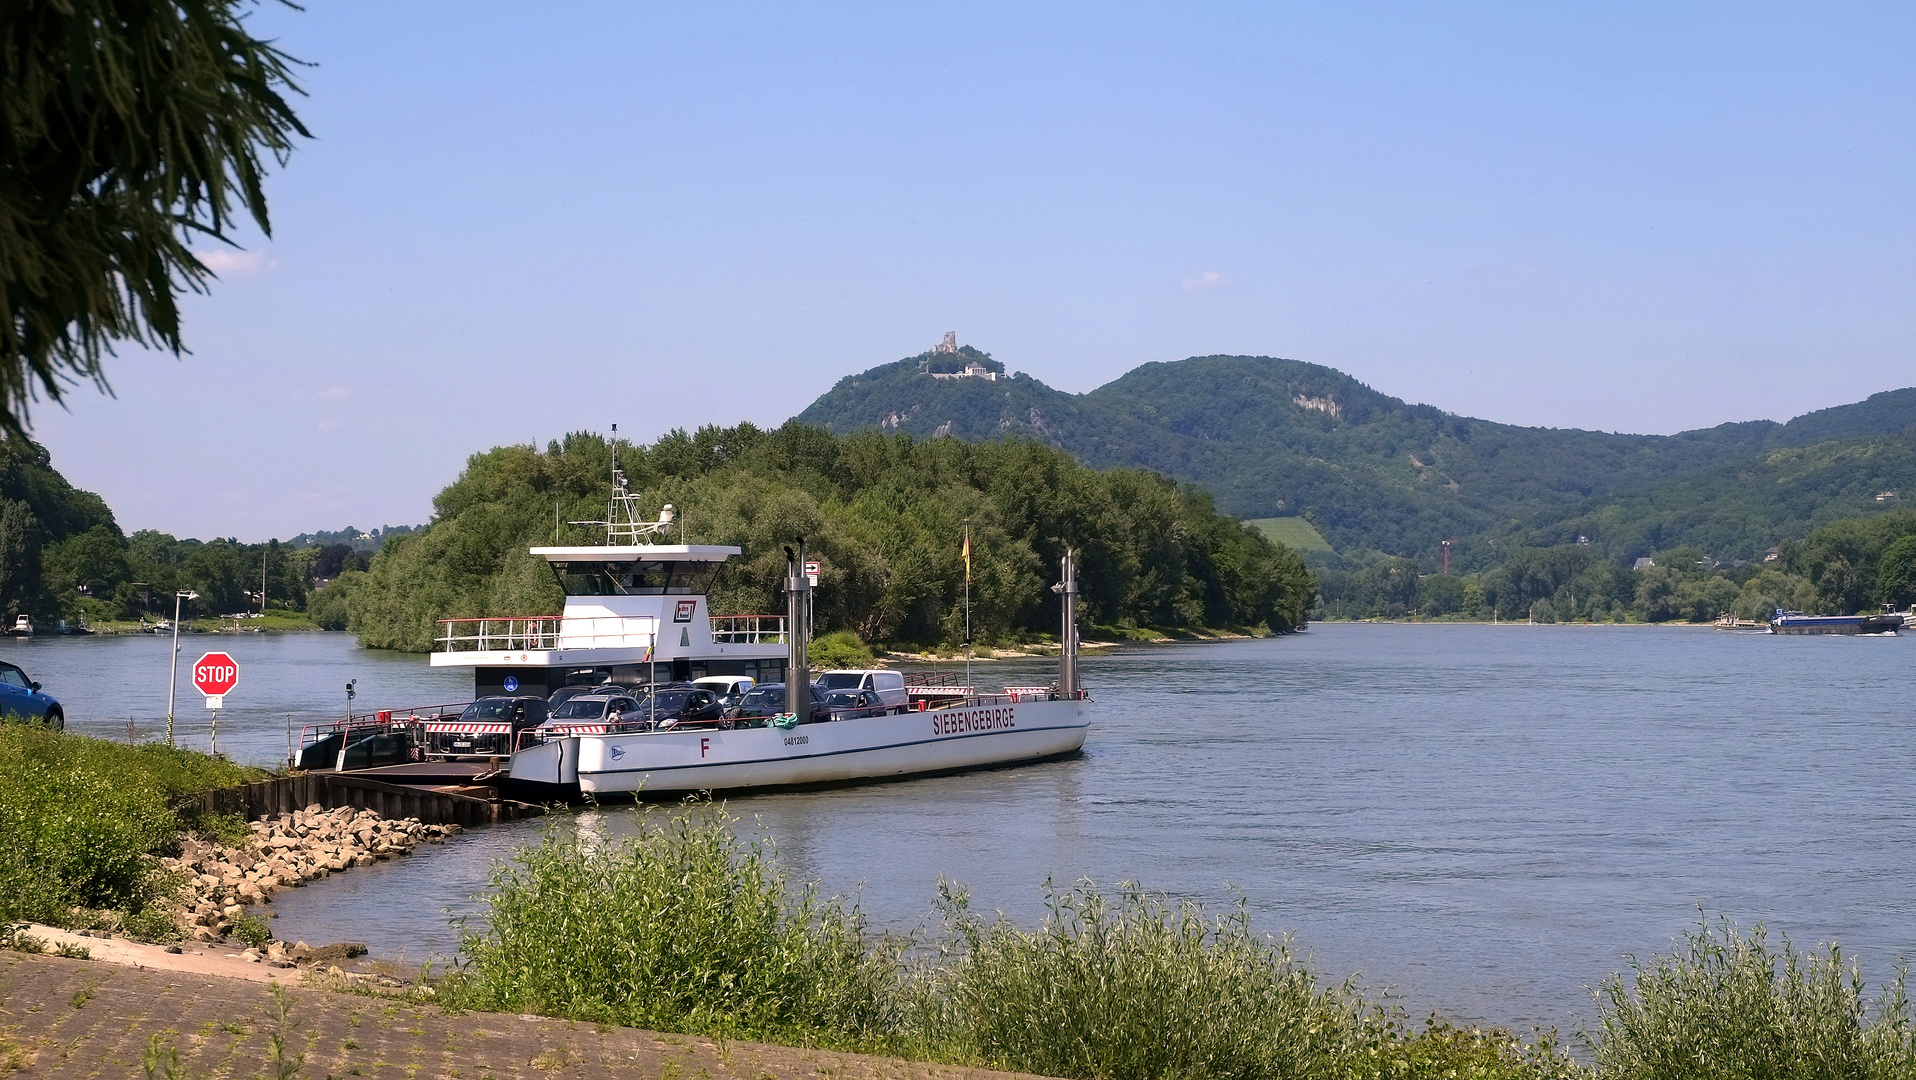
[1246,517,1338,556]
[139,984,303,1080]
[0,725,265,927]
[0,1029,33,1071]
[215,610,319,632]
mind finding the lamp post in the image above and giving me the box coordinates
[165,590,198,747]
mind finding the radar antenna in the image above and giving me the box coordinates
[568,424,676,544]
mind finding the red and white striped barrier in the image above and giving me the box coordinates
[422,722,513,734]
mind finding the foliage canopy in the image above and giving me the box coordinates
[1316,509,1916,624]
[341,423,1314,652]
[0,0,308,436]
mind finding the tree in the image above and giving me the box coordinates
[1,0,309,436]
[1879,535,1916,610]
[0,498,42,615]
[345,425,1316,651]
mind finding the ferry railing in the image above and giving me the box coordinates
[296,702,471,747]
[710,614,788,644]
[435,616,658,652]
[293,702,471,770]
[904,671,970,688]
[436,617,563,652]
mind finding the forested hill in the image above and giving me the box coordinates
[338,426,1313,651]
[795,349,1916,567]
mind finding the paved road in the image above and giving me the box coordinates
[0,953,1038,1080]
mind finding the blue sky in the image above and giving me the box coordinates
[30,1,1916,540]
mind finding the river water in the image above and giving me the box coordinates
[11,624,1914,1035]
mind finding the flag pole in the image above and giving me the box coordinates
[963,522,972,694]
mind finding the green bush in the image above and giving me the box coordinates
[232,911,272,951]
[0,727,260,924]
[896,880,1361,1080]
[447,807,893,1041]
[449,807,1580,1078]
[810,630,875,669]
[307,569,363,631]
[1592,918,1916,1079]
[119,906,181,943]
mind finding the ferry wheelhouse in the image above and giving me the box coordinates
[430,543,790,699]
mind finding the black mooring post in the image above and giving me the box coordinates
[786,540,810,723]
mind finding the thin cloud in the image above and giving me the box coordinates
[317,418,340,433]
[320,385,349,402]
[1181,270,1231,291]
[193,250,277,276]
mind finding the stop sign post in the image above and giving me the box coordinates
[194,652,239,709]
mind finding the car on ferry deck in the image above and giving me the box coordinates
[423,695,547,759]
[692,675,755,716]
[545,693,642,730]
[728,681,830,726]
[816,669,907,712]
[630,684,729,729]
[817,688,889,721]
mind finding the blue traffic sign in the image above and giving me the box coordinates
[503,676,519,693]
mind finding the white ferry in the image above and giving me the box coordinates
[422,474,1091,796]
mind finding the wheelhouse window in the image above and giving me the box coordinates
[550,560,721,596]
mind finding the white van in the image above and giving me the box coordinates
[692,675,755,697]
[816,669,907,712]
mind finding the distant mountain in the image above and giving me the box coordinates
[794,349,1916,567]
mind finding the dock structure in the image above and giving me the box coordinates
[174,771,542,827]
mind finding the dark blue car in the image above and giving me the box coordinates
[0,659,62,731]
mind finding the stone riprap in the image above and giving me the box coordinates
[162,804,459,949]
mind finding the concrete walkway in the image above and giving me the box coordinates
[0,952,1041,1080]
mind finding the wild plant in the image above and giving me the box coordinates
[894,878,1364,1080]
[1590,916,1916,1079]
[0,726,259,924]
[449,804,892,1042]
[141,984,304,1080]
[232,912,272,952]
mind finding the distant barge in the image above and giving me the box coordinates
[1768,610,1905,635]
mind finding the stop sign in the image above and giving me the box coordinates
[193,652,239,703]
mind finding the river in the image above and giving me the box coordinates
[10,624,1914,1035]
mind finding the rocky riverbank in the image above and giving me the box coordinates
[161,804,459,949]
